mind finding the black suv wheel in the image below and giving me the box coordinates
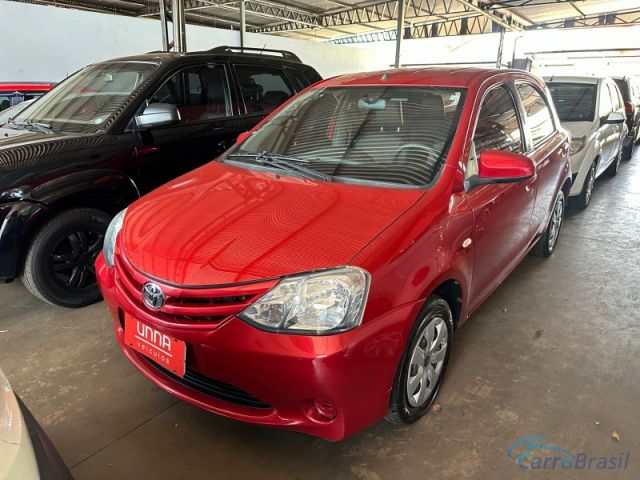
[21,208,111,307]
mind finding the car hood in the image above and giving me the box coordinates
[122,162,424,286]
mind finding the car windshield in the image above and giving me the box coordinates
[548,83,597,122]
[11,62,158,134]
[0,100,35,126]
[226,86,466,187]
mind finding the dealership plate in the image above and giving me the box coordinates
[124,313,186,378]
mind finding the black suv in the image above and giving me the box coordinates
[0,46,321,307]
[613,76,640,160]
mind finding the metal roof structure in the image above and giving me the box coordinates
[10,0,640,42]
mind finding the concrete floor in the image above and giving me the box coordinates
[1,150,639,480]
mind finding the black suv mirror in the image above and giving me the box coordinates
[136,103,179,129]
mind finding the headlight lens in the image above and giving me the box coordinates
[103,208,127,268]
[238,267,370,334]
[570,136,586,155]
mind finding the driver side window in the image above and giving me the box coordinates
[148,65,230,122]
[468,85,524,177]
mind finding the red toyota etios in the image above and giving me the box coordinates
[96,68,571,441]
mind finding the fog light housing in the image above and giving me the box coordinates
[309,399,337,421]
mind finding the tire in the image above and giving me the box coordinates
[533,190,565,258]
[571,162,595,210]
[623,137,635,161]
[386,295,453,425]
[605,148,622,177]
[21,208,111,307]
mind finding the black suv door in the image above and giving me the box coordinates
[231,63,297,130]
[133,62,245,192]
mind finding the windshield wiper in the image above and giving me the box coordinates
[10,120,53,134]
[227,151,330,182]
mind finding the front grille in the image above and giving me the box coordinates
[114,253,277,325]
[143,357,272,409]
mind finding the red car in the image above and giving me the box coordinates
[0,82,54,110]
[96,67,571,441]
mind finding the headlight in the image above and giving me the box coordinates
[238,267,370,335]
[570,136,586,155]
[0,185,31,204]
[103,208,127,268]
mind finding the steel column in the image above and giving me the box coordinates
[496,26,505,67]
[394,0,406,68]
[159,0,170,52]
[173,0,187,52]
[240,0,246,47]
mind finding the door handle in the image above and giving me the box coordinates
[135,145,159,157]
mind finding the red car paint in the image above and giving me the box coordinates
[97,67,571,440]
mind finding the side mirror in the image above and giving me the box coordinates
[136,103,179,130]
[602,111,625,125]
[237,131,250,143]
[466,150,535,191]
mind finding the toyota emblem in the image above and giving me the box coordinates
[142,282,165,310]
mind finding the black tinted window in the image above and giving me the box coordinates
[235,65,294,114]
[474,86,523,155]
[548,83,597,122]
[285,68,311,91]
[613,78,629,101]
[150,65,229,122]
[516,83,555,148]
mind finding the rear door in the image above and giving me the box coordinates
[231,63,296,131]
[597,81,616,172]
[134,63,245,192]
[465,83,537,306]
[514,81,567,235]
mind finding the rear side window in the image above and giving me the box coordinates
[473,86,523,155]
[234,65,294,114]
[613,78,629,102]
[285,68,311,91]
[516,83,555,148]
[547,83,597,122]
[599,82,614,117]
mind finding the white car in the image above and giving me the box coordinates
[546,76,627,209]
[0,368,71,480]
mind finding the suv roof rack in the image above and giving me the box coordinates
[208,46,301,63]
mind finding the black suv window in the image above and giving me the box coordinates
[516,83,555,149]
[234,65,294,114]
[150,65,230,122]
[473,86,524,156]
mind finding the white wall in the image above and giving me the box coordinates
[0,1,382,82]
[354,25,640,77]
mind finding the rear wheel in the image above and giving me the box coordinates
[386,296,453,425]
[533,190,565,257]
[21,208,111,307]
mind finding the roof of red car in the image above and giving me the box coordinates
[0,82,55,92]
[320,67,526,89]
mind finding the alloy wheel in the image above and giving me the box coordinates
[548,195,564,252]
[49,229,104,291]
[585,166,595,205]
[406,316,449,408]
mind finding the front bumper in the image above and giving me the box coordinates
[17,397,72,480]
[96,254,417,441]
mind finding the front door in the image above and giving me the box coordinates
[465,84,537,308]
[133,63,245,193]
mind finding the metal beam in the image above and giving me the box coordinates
[526,8,640,29]
[253,0,524,34]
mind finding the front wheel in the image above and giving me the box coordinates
[571,162,595,210]
[605,148,622,177]
[386,296,453,425]
[533,190,565,257]
[21,208,111,307]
